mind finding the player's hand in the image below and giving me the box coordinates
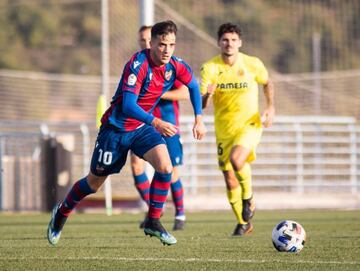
[207,84,216,96]
[151,118,178,137]
[261,105,275,128]
[192,115,207,140]
[202,84,216,109]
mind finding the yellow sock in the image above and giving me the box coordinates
[234,163,253,200]
[227,186,246,224]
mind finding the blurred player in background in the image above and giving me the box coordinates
[201,23,275,236]
[132,25,189,231]
[47,20,206,246]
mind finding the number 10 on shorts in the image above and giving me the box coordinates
[98,149,113,165]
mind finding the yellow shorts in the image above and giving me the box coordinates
[216,124,262,171]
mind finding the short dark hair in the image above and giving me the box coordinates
[217,23,242,40]
[151,20,177,38]
[138,25,152,33]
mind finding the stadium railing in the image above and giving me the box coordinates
[180,115,359,195]
[0,115,359,211]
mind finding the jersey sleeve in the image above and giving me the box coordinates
[122,55,147,95]
[172,57,202,116]
[122,92,154,125]
[200,62,217,95]
[253,58,269,85]
[173,57,193,86]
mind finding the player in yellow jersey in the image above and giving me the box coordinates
[201,23,275,236]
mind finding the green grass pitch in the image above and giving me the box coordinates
[0,210,359,270]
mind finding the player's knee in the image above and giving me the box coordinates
[225,177,239,190]
[230,156,245,171]
[87,173,107,192]
[156,163,173,174]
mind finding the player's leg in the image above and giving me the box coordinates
[130,153,150,206]
[165,134,185,230]
[142,144,177,245]
[130,153,151,228]
[170,166,185,230]
[143,144,173,218]
[132,125,176,245]
[223,170,253,236]
[230,145,255,222]
[47,125,128,246]
[47,172,107,246]
[217,137,252,236]
[231,124,262,223]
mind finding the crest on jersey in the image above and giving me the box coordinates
[164,70,173,81]
[127,74,137,86]
[238,69,245,76]
[133,60,141,69]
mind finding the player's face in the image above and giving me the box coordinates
[150,32,176,66]
[138,28,151,50]
[218,32,242,57]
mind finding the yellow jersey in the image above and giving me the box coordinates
[200,52,268,138]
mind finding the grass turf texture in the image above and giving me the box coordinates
[0,210,359,271]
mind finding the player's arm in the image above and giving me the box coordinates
[202,84,215,109]
[121,61,155,126]
[200,64,215,109]
[254,57,275,128]
[186,76,207,140]
[161,84,189,101]
[261,78,275,128]
[122,91,177,137]
[175,59,206,139]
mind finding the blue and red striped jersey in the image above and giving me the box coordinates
[153,80,182,133]
[101,49,194,132]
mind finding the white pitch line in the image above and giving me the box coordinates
[0,257,359,265]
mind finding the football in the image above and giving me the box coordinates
[272,220,306,253]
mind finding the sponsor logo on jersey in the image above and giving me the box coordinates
[217,82,248,90]
[127,74,137,86]
[165,70,173,81]
[133,60,141,69]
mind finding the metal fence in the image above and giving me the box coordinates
[1,116,359,211]
[0,132,42,211]
[181,116,359,195]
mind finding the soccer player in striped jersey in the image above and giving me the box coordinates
[47,20,206,246]
[132,26,188,231]
[201,23,275,236]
